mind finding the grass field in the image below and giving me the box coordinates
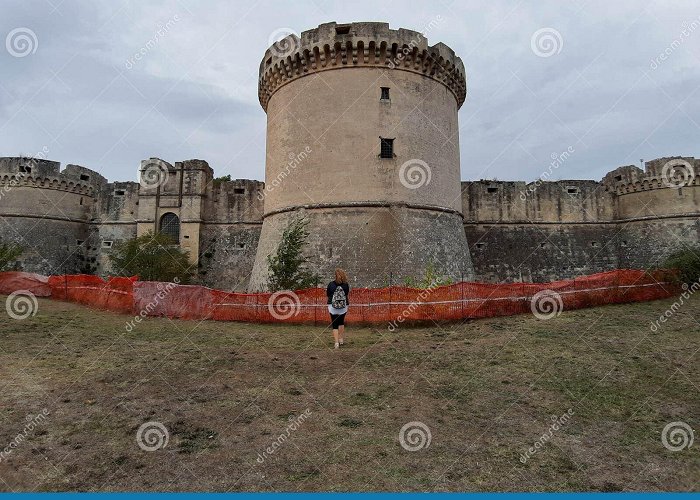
[0,294,698,491]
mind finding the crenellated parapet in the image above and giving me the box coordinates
[258,22,467,111]
[602,157,699,195]
[0,174,95,196]
[0,157,100,196]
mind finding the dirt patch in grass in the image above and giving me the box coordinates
[0,295,697,491]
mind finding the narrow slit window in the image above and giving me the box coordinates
[380,138,394,159]
[380,87,390,100]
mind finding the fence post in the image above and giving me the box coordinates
[389,272,393,324]
[461,270,464,319]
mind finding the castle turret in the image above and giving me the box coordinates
[249,22,474,289]
[0,157,99,274]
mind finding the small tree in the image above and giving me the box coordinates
[267,217,319,291]
[664,247,700,286]
[0,240,23,271]
[403,261,453,289]
[109,231,191,283]
[213,174,231,187]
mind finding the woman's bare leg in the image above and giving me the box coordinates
[338,325,345,344]
[333,328,339,348]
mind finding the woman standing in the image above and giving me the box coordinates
[327,268,350,349]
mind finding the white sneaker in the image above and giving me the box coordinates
[334,342,339,349]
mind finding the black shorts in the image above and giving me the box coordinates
[330,313,346,328]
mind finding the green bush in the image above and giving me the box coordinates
[664,247,700,285]
[0,240,23,271]
[108,231,192,283]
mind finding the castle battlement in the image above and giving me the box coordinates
[0,157,101,195]
[258,21,467,111]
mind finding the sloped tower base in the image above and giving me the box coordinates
[248,205,473,291]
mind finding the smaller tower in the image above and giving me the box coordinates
[136,158,213,266]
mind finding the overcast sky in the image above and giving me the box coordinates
[1,0,698,184]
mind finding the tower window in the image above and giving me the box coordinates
[380,87,390,100]
[487,187,498,193]
[101,240,113,248]
[380,138,394,159]
[115,190,125,196]
[19,165,31,173]
[80,174,90,181]
[159,212,180,243]
[567,187,579,194]
[234,188,245,194]
[335,25,351,35]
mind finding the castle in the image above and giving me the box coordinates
[0,22,698,291]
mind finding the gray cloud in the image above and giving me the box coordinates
[0,0,698,184]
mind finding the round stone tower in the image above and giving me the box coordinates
[249,22,473,290]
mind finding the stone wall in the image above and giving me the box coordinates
[198,179,264,290]
[1,153,698,288]
[461,157,700,282]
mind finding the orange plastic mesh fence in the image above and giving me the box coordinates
[0,271,52,297]
[0,269,680,325]
[46,274,136,314]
